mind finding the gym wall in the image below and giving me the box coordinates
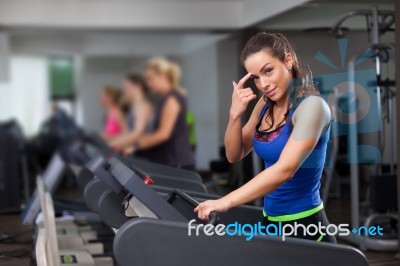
[0,32,10,82]
[181,36,239,169]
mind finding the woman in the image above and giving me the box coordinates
[99,86,126,140]
[110,74,152,154]
[195,32,336,243]
[129,58,195,169]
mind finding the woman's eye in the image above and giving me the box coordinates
[264,68,273,74]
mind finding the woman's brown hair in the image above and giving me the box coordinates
[125,73,148,94]
[240,32,320,131]
[102,85,122,105]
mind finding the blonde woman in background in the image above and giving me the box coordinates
[128,58,195,169]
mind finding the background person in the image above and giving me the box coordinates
[99,86,126,141]
[110,74,153,154]
[130,58,195,169]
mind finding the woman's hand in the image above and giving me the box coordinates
[122,145,135,156]
[109,139,124,152]
[194,198,231,221]
[109,137,131,153]
[229,73,257,120]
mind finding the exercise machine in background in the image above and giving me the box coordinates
[331,6,397,251]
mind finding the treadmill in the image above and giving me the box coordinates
[85,153,369,266]
[63,135,207,193]
[22,133,206,226]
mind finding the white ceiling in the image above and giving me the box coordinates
[1,0,308,58]
[0,0,309,30]
[2,0,396,58]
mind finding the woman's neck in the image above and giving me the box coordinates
[275,96,288,110]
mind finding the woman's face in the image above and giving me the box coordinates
[123,80,139,100]
[99,91,111,107]
[144,68,169,94]
[244,50,293,102]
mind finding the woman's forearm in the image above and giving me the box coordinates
[224,162,292,208]
[137,131,167,149]
[224,115,244,163]
[110,131,140,149]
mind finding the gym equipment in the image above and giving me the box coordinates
[321,88,340,204]
[21,150,100,226]
[32,134,368,265]
[0,122,21,213]
[35,176,96,266]
[22,133,207,225]
[84,152,264,227]
[332,6,397,251]
[35,175,115,265]
[21,153,66,225]
[64,135,206,192]
[85,153,368,266]
[87,133,203,182]
[115,219,368,266]
[82,167,262,229]
[0,120,31,202]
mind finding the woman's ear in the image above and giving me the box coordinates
[285,53,293,70]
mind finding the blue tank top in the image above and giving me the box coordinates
[253,99,330,216]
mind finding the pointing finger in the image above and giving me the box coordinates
[237,73,253,89]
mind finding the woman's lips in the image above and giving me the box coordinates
[265,87,276,97]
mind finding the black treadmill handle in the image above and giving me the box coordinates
[172,189,200,207]
[208,211,219,226]
[167,189,220,225]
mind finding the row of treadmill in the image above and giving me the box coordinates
[25,133,370,266]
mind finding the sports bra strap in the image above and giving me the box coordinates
[258,103,268,121]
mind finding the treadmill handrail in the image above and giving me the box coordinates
[166,189,219,225]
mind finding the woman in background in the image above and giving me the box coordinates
[110,74,153,154]
[129,58,195,169]
[99,86,126,141]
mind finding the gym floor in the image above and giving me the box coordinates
[0,184,399,266]
[0,215,32,266]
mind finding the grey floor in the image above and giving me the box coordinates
[324,187,400,266]
[0,214,32,266]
